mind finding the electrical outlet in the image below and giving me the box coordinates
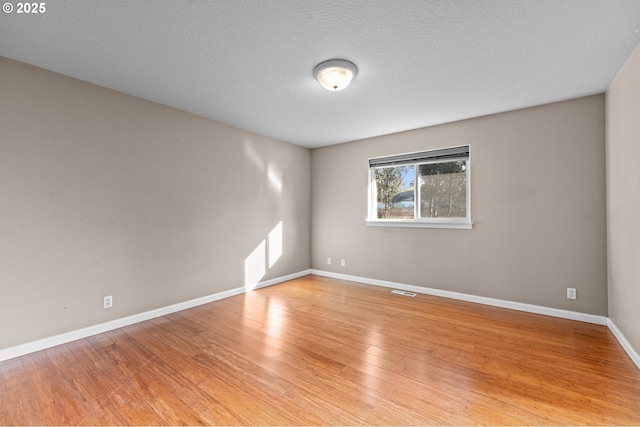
[341,259,346,267]
[567,288,577,300]
[103,295,113,309]
[327,257,332,265]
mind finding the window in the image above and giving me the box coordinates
[367,145,471,229]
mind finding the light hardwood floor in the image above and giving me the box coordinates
[1,274,640,425]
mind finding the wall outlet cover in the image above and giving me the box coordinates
[103,295,113,308]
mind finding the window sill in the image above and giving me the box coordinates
[365,220,473,230]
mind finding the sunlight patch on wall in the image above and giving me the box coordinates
[267,163,283,194]
[244,221,284,291]
[244,140,282,194]
[268,221,283,268]
[244,240,266,291]
[244,138,265,172]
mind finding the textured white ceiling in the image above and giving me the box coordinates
[2,1,640,148]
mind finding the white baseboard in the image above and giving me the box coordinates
[311,270,640,371]
[311,269,608,325]
[4,268,638,374]
[0,269,311,363]
[607,319,640,371]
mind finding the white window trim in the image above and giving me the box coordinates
[366,145,472,229]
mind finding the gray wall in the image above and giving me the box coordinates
[312,95,607,315]
[0,58,311,350]
[607,42,640,353]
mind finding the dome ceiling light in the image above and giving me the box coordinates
[313,59,358,91]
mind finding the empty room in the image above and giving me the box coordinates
[1,1,640,425]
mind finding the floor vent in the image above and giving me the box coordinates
[391,289,417,297]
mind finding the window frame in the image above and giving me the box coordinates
[366,145,472,229]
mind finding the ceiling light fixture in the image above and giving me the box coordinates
[313,59,358,91]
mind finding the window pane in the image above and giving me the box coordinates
[375,166,415,219]
[419,160,466,218]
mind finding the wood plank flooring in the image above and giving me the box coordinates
[1,274,640,425]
